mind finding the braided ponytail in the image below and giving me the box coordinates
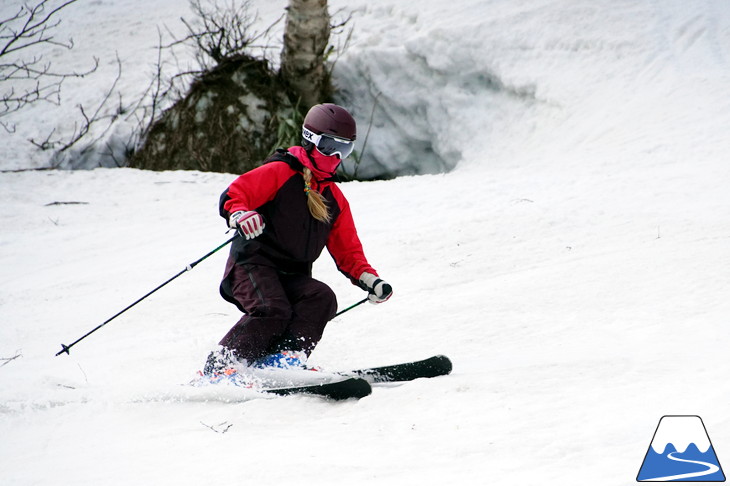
[303,167,331,223]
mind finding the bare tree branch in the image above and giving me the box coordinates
[0,351,22,368]
[29,53,126,155]
[0,0,98,130]
[200,421,234,433]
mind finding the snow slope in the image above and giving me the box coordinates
[2,1,730,485]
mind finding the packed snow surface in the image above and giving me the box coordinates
[2,0,730,485]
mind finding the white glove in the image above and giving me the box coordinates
[359,272,393,304]
[229,210,265,240]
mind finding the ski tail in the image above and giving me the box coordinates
[192,367,372,400]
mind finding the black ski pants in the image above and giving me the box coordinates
[219,263,337,363]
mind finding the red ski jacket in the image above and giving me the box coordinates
[219,148,377,299]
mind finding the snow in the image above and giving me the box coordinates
[650,416,712,454]
[2,0,730,485]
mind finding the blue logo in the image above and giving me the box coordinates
[637,415,725,482]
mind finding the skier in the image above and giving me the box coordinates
[204,103,392,374]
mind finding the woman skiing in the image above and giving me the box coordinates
[204,103,392,373]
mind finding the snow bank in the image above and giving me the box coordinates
[334,0,730,178]
[2,1,729,177]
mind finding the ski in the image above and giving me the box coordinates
[343,354,453,383]
[190,354,452,400]
[264,377,372,400]
[191,368,372,400]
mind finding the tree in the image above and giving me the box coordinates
[130,0,336,173]
[0,0,98,132]
[280,0,332,109]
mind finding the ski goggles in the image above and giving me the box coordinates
[302,127,355,160]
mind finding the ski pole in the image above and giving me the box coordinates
[55,234,237,357]
[334,298,368,317]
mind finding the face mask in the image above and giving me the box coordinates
[288,146,341,180]
[309,148,341,177]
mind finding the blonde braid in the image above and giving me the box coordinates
[303,167,331,223]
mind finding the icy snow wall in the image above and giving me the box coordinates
[332,0,730,180]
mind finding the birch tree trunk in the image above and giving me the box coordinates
[280,0,331,109]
